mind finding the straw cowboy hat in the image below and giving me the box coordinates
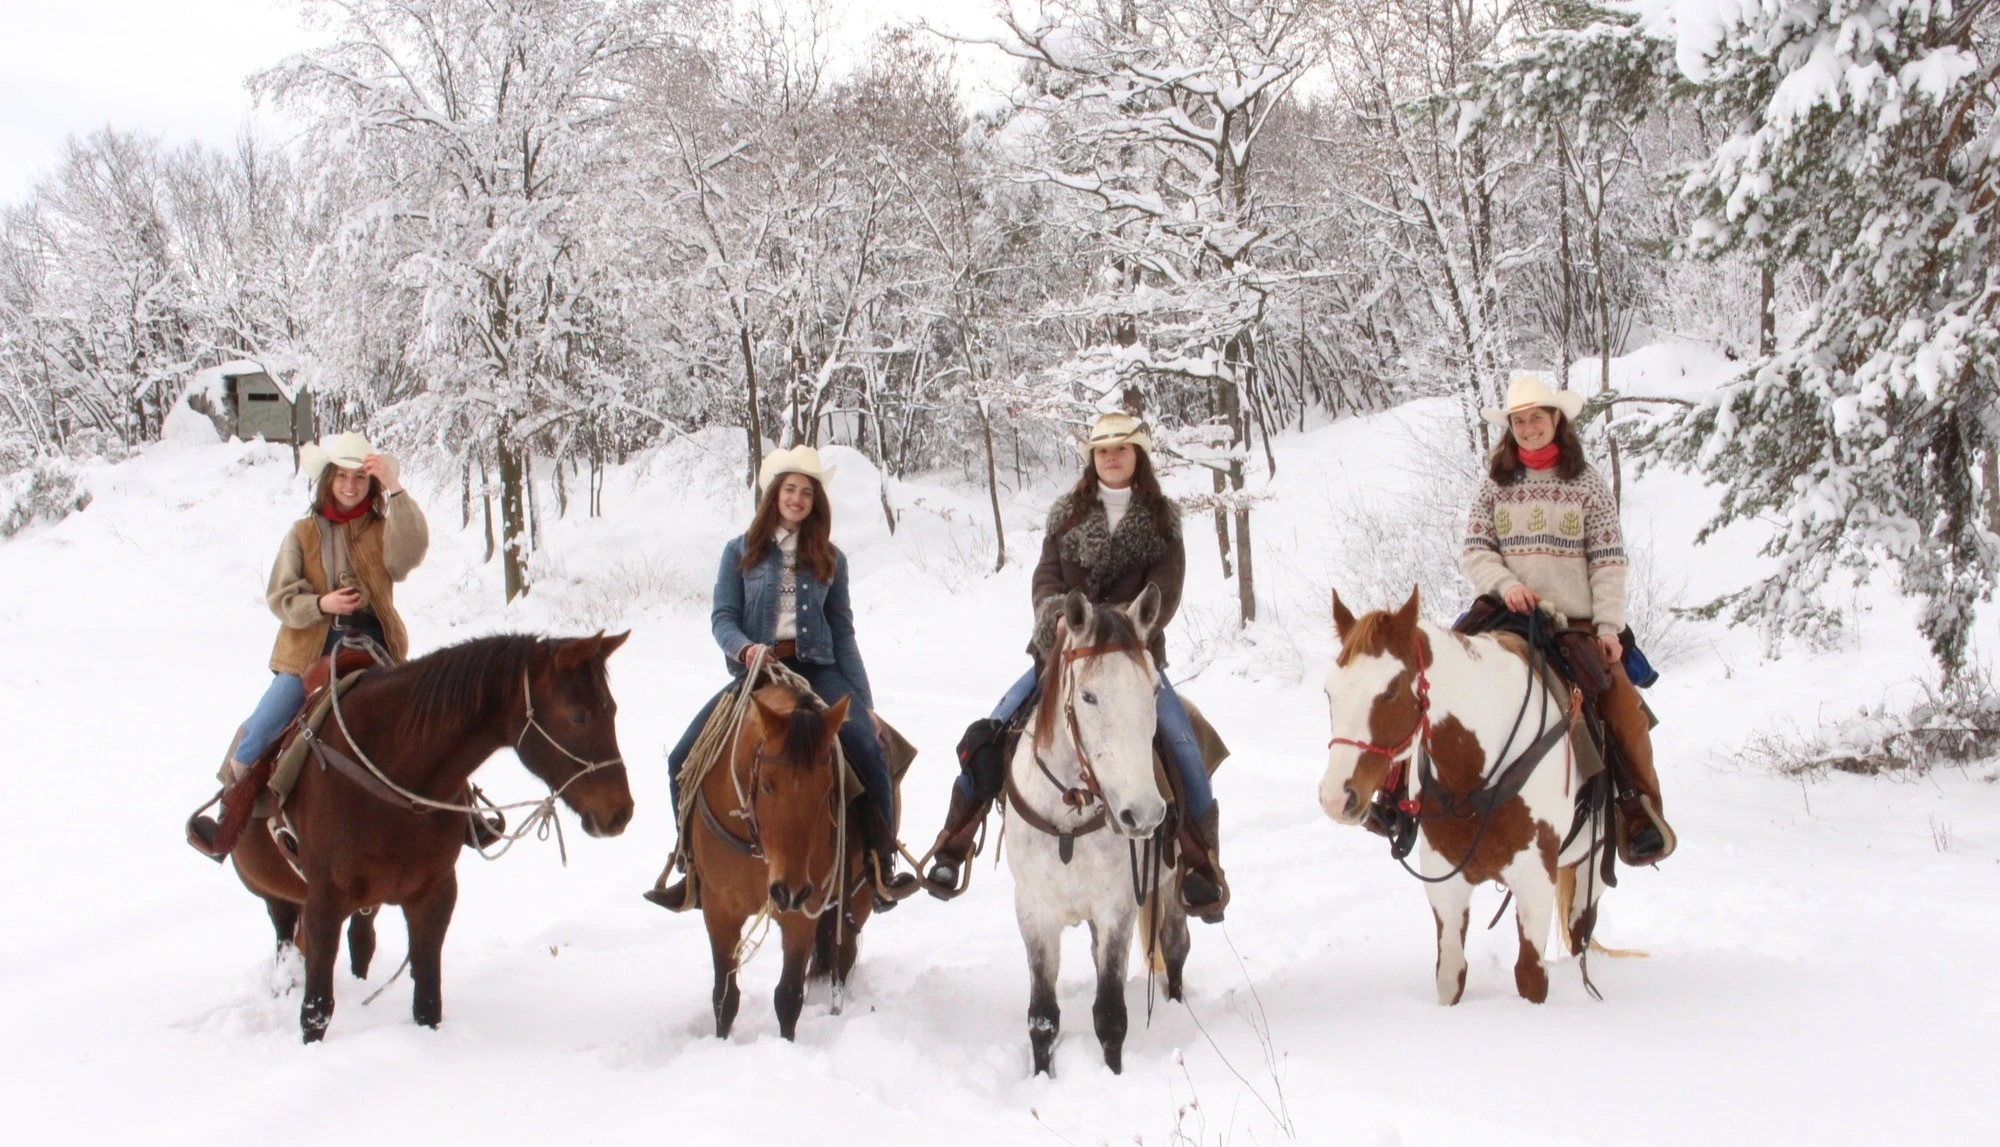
[1078,411,1154,457]
[299,431,399,486]
[1482,371,1585,427]
[758,445,837,494]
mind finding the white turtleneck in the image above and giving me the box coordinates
[1100,482,1134,532]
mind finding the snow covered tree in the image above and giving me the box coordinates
[263,0,679,601]
[1623,0,2000,676]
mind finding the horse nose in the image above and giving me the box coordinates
[603,806,633,835]
[768,881,791,910]
[1119,808,1140,830]
[1342,786,1361,819]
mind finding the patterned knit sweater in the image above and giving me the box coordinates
[1460,464,1628,635]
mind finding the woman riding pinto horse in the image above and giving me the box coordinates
[188,431,430,860]
[1461,372,1675,864]
[648,446,920,911]
[922,413,1228,920]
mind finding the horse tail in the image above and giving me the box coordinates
[1140,885,1168,974]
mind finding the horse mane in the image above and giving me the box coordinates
[1030,601,1150,752]
[391,633,543,742]
[768,681,834,772]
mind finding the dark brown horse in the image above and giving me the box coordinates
[689,679,874,1040]
[231,632,635,1042]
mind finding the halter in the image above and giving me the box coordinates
[1327,633,1434,816]
[697,683,848,922]
[1050,640,1145,811]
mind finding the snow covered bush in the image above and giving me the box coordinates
[0,459,90,538]
[1745,666,2000,777]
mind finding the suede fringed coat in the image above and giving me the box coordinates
[1029,491,1185,668]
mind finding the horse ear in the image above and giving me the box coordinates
[751,693,788,736]
[1063,590,1091,640]
[599,631,630,659]
[822,695,851,735]
[1394,585,1422,631]
[1331,590,1356,643]
[553,632,605,673]
[1129,582,1163,636]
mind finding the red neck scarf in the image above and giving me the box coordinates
[321,499,372,525]
[1517,442,1561,471]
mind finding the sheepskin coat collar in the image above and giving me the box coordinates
[1029,489,1185,667]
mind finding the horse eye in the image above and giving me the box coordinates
[1081,690,1098,705]
[569,709,589,725]
[759,779,774,795]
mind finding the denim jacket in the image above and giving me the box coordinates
[710,534,873,709]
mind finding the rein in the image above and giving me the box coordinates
[312,658,624,864]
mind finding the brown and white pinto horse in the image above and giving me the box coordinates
[1319,588,1609,1005]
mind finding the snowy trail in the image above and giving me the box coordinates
[3,376,1995,1145]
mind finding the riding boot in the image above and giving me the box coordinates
[1617,794,1677,866]
[643,853,697,912]
[1175,800,1230,924]
[186,757,264,863]
[921,785,991,900]
[856,803,920,910]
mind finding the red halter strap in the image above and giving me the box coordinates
[1328,630,1434,809]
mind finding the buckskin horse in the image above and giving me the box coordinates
[1319,588,1611,1005]
[685,670,878,1041]
[1006,588,1190,1076]
[230,632,635,1042]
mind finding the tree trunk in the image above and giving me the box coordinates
[1234,495,1256,625]
[976,396,1006,572]
[497,422,529,602]
[1758,259,1777,357]
[1211,468,1233,579]
[738,321,764,500]
[480,454,495,564]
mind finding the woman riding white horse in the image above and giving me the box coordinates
[921,413,1227,919]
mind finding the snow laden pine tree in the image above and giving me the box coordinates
[976,0,1318,625]
[1617,0,2000,676]
[264,0,676,602]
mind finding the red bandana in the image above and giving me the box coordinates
[321,499,372,525]
[1517,442,1561,471]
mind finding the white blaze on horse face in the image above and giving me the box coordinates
[1320,649,1406,824]
[1069,647,1166,837]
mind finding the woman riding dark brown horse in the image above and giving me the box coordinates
[229,632,635,1042]
[686,674,875,1040]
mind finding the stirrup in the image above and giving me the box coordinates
[869,852,921,908]
[919,851,971,901]
[185,810,226,863]
[1616,795,1676,866]
[1179,867,1229,924]
[643,876,697,913]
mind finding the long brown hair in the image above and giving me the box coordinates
[741,474,837,583]
[311,468,383,518]
[1487,411,1588,485]
[1059,445,1175,536]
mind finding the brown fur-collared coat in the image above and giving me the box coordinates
[1029,491,1184,667]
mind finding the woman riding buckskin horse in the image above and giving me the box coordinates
[922,413,1229,920]
[187,431,430,859]
[1460,372,1676,865]
[648,446,920,911]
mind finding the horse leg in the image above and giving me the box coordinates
[1509,869,1557,1005]
[1088,914,1134,1075]
[1158,880,1192,1003]
[1425,875,1474,1006]
[403,872,458,1029]
[1017,902,1062,1076]
[704,904,745,1039]
[262,896,300,953]
[348,908,377,980]
[773,914,815,1041]
[298,887,346,1043]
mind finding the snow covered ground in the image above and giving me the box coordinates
[1,346,1993,1146]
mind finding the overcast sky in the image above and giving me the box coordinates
[0,0,1021,205]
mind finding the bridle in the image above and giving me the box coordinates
[514,666,626,786]
[1327,633,1435,818]
[1043,640,1147,811]
[696,697,846,920]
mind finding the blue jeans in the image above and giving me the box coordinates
[963,663,1214,819]
[234,673,306,766]
[668,661,896,829]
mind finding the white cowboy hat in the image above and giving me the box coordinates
[1482,371,1585,427]
[299,431,398,486]
[1077,411,1153,457]
[757,445,837,494]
